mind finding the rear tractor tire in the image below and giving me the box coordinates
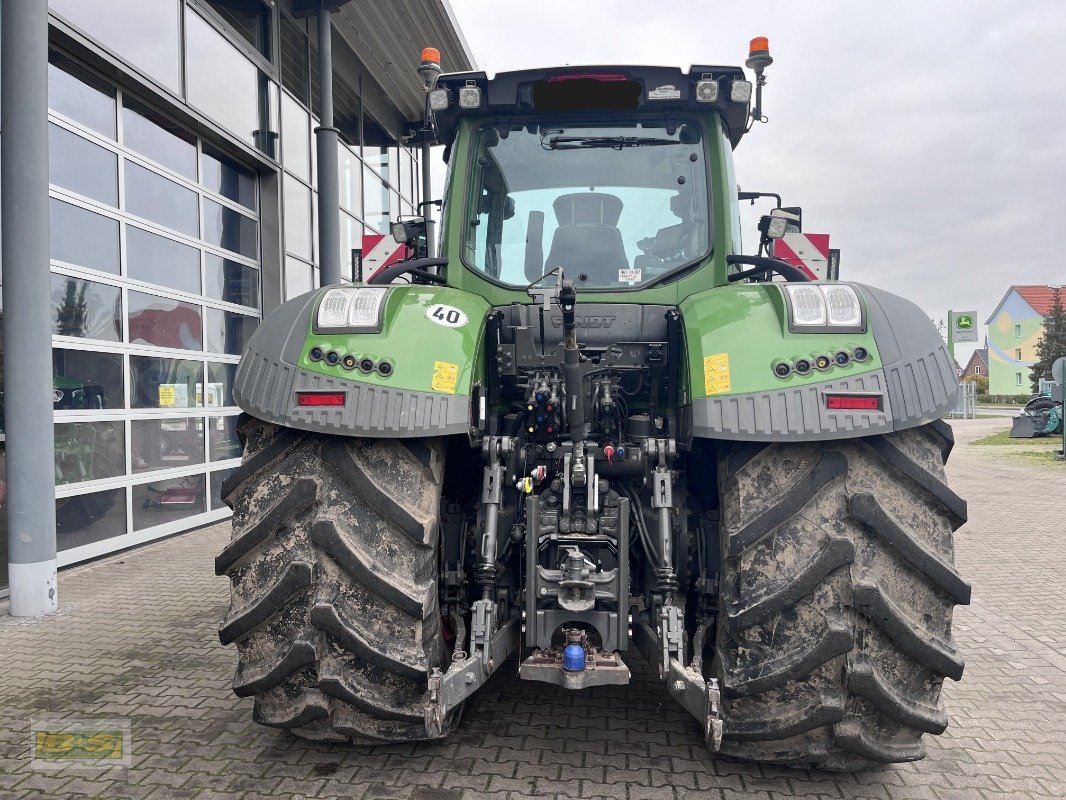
[215,415,455,742]
[714,420,970,770]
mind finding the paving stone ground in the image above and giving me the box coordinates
[1,418,1064,800]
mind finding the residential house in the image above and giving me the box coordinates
[962,348,988,381]
[985,286,1058,395]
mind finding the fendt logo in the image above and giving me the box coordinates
[548,315,617,328]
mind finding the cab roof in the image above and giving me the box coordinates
[429,64,752,148]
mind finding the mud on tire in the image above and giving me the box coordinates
[714,420,970,770]
[215,415,454,742]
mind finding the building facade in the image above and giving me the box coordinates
[961,348,988,382]
[0,0,473,594]
[986,285,1058,396]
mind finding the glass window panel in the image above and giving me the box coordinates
[121,98,196,179]
[49,0,182,92]
[205,308,258,356]
[399,148,413,203]
[282,93,311,182]
[128,291,203,351]
[210,467,237,511]
[56,488,128,553]
[124,162,199,236]
[203,0,271,58]
[48,52,116,139]
[205,255,260,309]
[50,198,120,273]
[126,227,201,295]
[334,73,361,148]
[339,146,362,217]
[283,174,312,259]
[279,14,310,106]
[285,256,313,300]
[204,199,258,260]
[132,474,206,531]
[364,143,389,175]
[363,165,390,233]
[185,10,259,148]
[132,417,205,474]
[54,421,125,485]
[49,124,118,206]
[207,362,238,407]
[130,356,204,409]
[202,146,257,211]
[53,348,124,410]
[49,200,119,275]
[209,415,242,461]
[50,274,122,342]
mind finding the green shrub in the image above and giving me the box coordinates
[976,393,1031,405]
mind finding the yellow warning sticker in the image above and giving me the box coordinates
[431,360,460,394]
[703,352,731,395]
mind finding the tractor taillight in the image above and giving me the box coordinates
[297,392,345,407]
[825,394,881,411]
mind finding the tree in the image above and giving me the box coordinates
[964,373,988,395]
[1030,287,1066,392]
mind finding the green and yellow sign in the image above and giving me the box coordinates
[951,311,978,343]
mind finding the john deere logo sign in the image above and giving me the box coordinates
[952,311,978,343]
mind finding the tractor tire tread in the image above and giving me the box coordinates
[715,423,969,770]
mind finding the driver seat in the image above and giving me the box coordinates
[545,192,630,283]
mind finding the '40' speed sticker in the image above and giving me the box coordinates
[425,304,468,328]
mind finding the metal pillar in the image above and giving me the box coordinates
[315,7,342,286]
[2,0,59,615]
[421,143,435,256]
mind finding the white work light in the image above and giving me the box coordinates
[783,284,865,332]
[316,287,389,331]
[765,216,788,239]
[730,80,753,103]
[458,81,482,109]
[428,88,450,111]
[821,285,863,327]
[695,77,719,103]
[784,285,826,327]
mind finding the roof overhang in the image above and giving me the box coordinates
[330,0,475,129]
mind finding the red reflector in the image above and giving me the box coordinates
[297,392,345,407]
[826,395,881,411]
[547,72,628,83]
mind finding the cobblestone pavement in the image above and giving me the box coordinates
[1,418,1064,799]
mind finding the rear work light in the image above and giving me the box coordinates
[825,394,881,411]
[297,392,345,407]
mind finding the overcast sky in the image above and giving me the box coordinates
[444,0,1066,364]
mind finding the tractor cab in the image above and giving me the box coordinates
[382,57,776,297]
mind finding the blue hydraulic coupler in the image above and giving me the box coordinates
[562,643,586,671]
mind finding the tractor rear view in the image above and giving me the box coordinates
[216,39,970,770]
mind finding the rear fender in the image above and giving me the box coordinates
[680,283,957,441]
[233,285,490,437]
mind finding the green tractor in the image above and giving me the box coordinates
[216,40,969,770]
